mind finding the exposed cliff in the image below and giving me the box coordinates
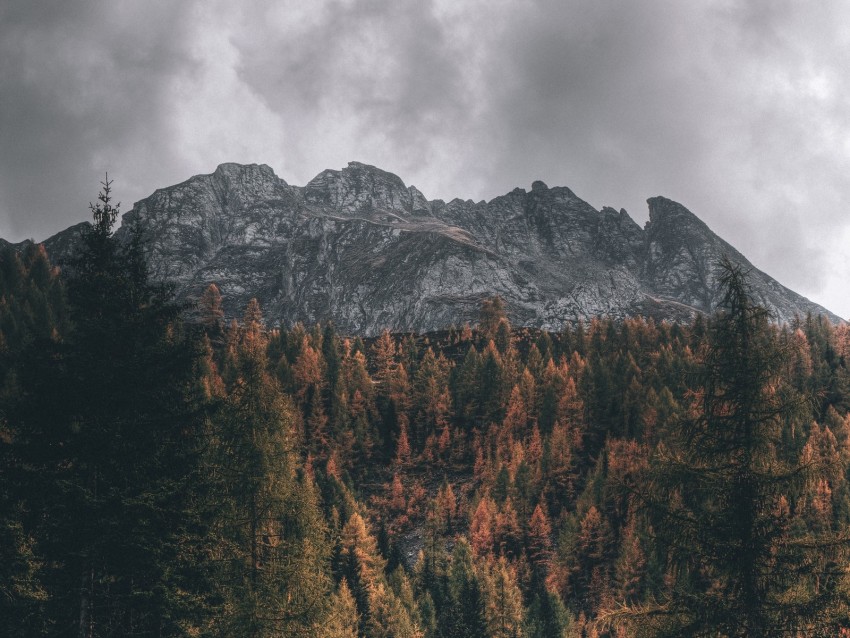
[37,162,842,333]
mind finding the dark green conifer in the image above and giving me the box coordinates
[9,176,209,636]
[601,258,850,637]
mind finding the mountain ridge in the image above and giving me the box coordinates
[21,162,844,332]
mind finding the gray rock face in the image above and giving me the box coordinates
[46,161,841,333]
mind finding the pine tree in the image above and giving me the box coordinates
[440,538,488,638]
[525,589,573,638]
[339,512,421,638]
[8,177,211,636]
[0,244,69,636]
[600,259,850,637]
[479,340,508,426]
[452,345,481,428]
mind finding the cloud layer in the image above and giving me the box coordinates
[1,0,848,318]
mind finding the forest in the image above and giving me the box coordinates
[2,183,850,637]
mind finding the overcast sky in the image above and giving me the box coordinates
[1,0,848,319]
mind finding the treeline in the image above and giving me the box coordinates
[2,183,850,636]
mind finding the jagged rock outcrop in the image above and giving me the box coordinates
[35,162,843,333]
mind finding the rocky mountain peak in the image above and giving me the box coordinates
[305,160,423,216]
[212,161,278,180]
[208,162,285,197]
[641,196,799,318]
[28,162,843,334]
[646,196,712,234]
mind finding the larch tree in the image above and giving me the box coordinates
[207,300,331,637]
[470,495,497,558]
[527,503,554,583]
[198,282,225,334]
[320,580,360,638]
[479,296,508,341]
[480,556,526,638]
[339,511,421,638]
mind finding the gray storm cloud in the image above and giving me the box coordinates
[0,2,197,235]
[0,0,848,318]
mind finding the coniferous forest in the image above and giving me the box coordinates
[3,183,850,637]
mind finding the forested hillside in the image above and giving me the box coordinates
[2,183,850,636]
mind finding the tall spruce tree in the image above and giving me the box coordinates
[439,538,488,638]
[8,177,209,636]
[601,258,850,637]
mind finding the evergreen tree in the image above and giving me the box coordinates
[601,259,850,637]
[525,589,572,638]
[0,244,67,636]
[440,539,488,638]
[340,512,421,638]
[8,177,210,636]
[481,556,526,638]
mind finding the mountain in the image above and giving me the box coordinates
[38,162,842,333]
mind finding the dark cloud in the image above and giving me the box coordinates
[1,0,848,317]
[229,0,476,183]
[459,0,850,315]
[0,1,196,237]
